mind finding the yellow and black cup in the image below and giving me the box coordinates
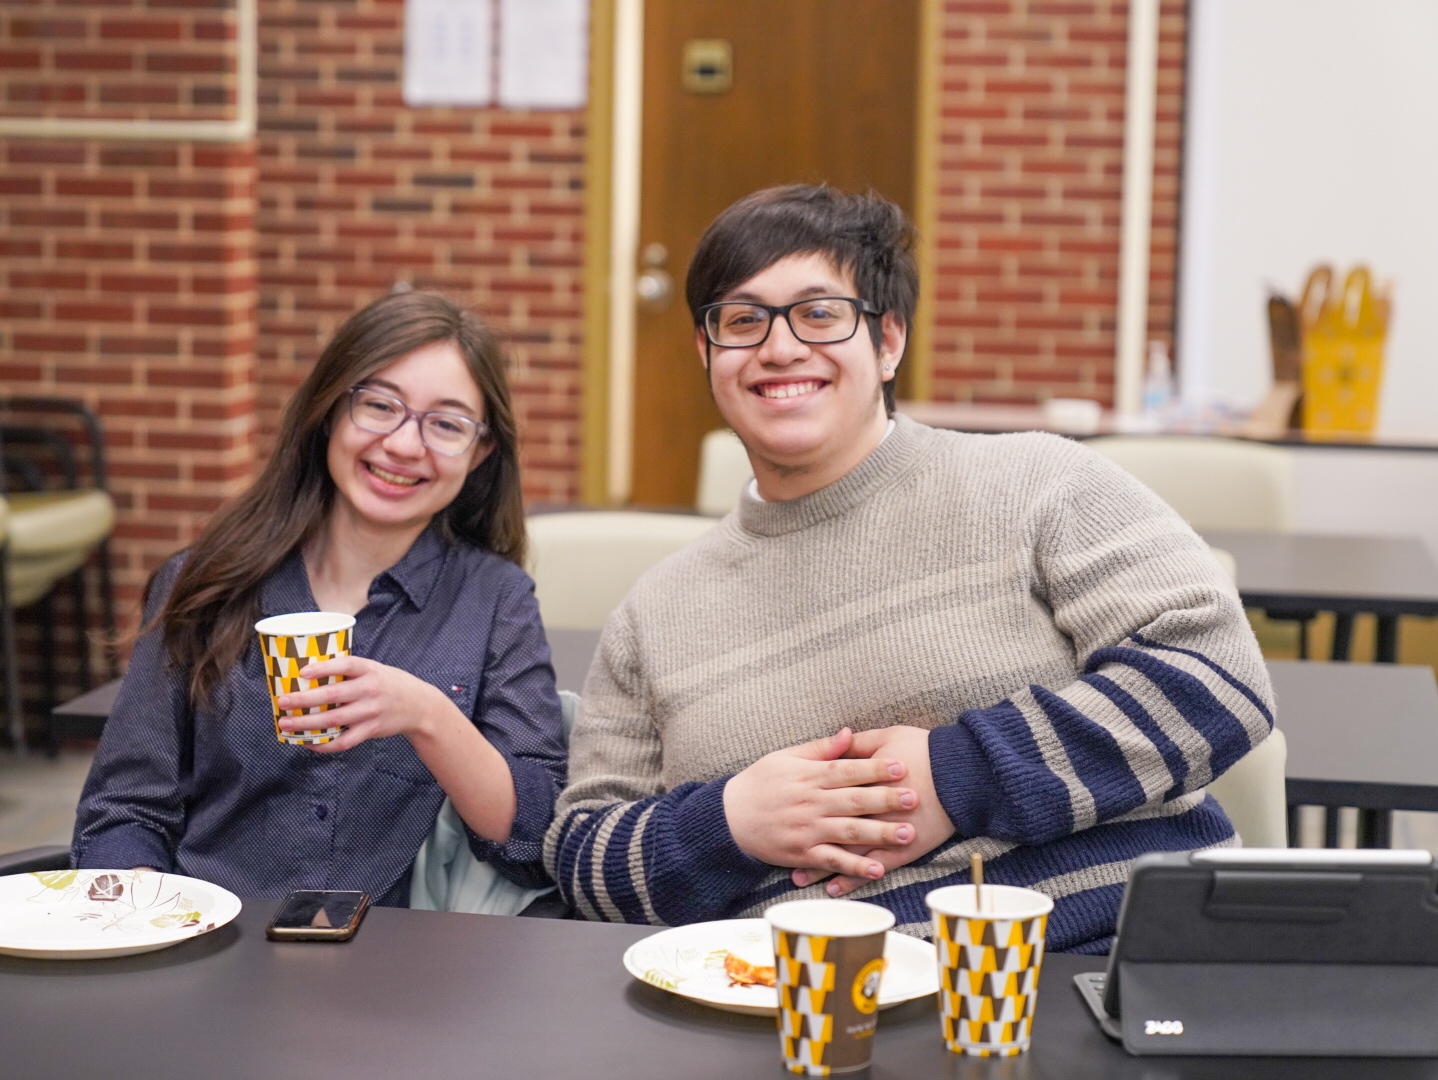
[925,883,1053,1057]
[764,899,895,1076]
[255,612,355,745]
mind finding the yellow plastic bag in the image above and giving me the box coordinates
[1300,265,1391,437]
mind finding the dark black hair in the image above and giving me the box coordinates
[685,184,919,413]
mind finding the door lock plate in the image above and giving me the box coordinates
[682,39,733,94]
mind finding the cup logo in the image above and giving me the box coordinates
[851,958,884,1015]
[772,924,887,1075]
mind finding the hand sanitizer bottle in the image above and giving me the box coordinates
[1143,340,1174,415]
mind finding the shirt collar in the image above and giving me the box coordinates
[375,524,448,610]
[258,523,450,616]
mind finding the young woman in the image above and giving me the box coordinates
[73,291,566,906]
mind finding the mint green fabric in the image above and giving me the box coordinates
[410,690,578,915]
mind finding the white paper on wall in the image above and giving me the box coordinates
[403,0,495,107]
[497,0,589,109]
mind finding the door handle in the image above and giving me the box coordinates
[636,242,673,311]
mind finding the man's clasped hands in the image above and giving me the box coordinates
[722,725,957,897]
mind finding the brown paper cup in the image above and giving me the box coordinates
[255,612,355,745]
[764,899,896,1076]
[925,883,1053,1057]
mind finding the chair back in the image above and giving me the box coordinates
[1206,544,1237,583]
[1085,436,1296,532]
[526,511,717,630]
[1207,728,1289,848]
[696,428,753,517]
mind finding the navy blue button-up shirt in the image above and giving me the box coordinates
[72,527,567,906]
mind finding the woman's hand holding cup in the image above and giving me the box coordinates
[276,654,454,753]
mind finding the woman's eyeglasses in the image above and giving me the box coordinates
[347,386,487,456]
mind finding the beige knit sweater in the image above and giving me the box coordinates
[544,416,1272,947]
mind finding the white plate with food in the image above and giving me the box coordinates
[0,869,242,960]
[622,917,939,1016]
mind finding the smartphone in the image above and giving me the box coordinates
[265,890,371,942]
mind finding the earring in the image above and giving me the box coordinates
[883,364,892,372]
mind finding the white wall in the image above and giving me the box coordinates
[1178,0,1438,434]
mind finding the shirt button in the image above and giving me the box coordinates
[315,805,328,821]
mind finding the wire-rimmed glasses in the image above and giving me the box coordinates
[347,386,487,456]
[698,297,881,348]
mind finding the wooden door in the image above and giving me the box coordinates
[630,0,920,507]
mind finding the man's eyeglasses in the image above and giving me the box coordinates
[698,297,881,349]
[347,386,487,456]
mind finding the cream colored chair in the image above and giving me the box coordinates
[526,511,717,630]
[1,490,116,750]
[1088,435,1316,655]
[5,491,116,610]
[696,428,753,517]
[1207,728,1289,848]
[1,400,119,749]
[1206,545,1236,583]
[1084,436,1296,532]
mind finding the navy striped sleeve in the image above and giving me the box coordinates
[548,779,772,925]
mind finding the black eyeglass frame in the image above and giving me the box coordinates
[697,296,884,349]
[346,385,488,456]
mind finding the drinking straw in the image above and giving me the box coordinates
[971,851,985,913]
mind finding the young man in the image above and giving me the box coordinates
[543,185,1273,951]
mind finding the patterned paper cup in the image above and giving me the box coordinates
[764,899,896,1076]
[925,883,1053,1057]
[255,612,355,745]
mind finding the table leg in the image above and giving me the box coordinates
[1329,614,1355,661]
[1357,808,1392,848]
[1375,615,1399,663]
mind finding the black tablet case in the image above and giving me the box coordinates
[1078,851,1438,1056]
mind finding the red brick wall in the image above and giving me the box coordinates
[255,0,586,504]
[1,0,1187,723]
[927,0,1186,405]
[3,1,238,121]
[1,2,256,713]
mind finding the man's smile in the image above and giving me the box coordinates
[753,379,827,399]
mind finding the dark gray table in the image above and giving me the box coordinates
[3,902,1434,1079]
[1270,659,1438,848]
[1203,530,1438,662]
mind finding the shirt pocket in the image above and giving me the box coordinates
[367,669,481,786]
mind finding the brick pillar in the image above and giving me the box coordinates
[1,2,256,720]
[928,0,1187,405]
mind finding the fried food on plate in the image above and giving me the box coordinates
[723,951,776,988]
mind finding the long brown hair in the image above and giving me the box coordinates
[158,290,526,708]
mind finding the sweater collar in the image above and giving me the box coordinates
[735,413,932,537]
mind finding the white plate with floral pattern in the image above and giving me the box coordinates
[622,917,938,1017]
[0,869,242,960]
